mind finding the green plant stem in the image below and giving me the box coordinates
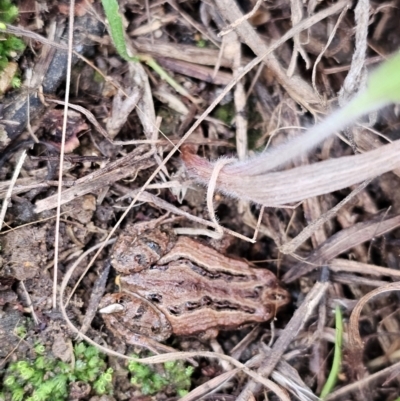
[100,0,197,103]
[320,306,343,398]
[138,54,197,103]
[100,0,137,62]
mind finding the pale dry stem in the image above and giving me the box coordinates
[0,150,26,231]
[52,0,75,309]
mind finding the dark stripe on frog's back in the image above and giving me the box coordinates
[163,302,274,337]
[121,260,274,294]
[159,236,279,284]
[120,259,276,314]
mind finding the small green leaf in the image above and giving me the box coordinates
[100,0,137,62]
[100,0,196,102]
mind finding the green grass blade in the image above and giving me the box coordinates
[344,51,400,118]
[100,0,196,103]
[100,0,137,62]
[139,55,197,102]
[365,51,400,104]
[320,306,343,399]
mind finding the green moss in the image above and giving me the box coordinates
[213,102,235,124]
[196,38,207,48]
[93,70,105,83]
[14,325,27,339]
[0,0,25,92]
[128,355,193,396]
[0,0,18,23]
[2,342,114,400]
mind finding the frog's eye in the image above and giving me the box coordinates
[144,240,161,255]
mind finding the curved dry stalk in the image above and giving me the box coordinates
[65,239,116,306]
[182,139,400,207]
[312,6,348,100]
[0,150,26,231]
[348,282,400,378]
[206,158,235,239]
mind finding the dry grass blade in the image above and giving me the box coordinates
[183,139,400,207]
[284,213,400,282]
[329,259,400,279]
[34,148,155,212]
[280,179,371,254]
[348,282,400,381]
[134,39,233,67]
[52,0,75,309]
[325,360,400,400]
[0,150,26,231]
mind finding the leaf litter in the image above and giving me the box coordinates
[1,0,400,400]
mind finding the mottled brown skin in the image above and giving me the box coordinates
[100,226,290,342]
[110,224,174,274]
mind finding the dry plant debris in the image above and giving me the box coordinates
[1,0,400,400]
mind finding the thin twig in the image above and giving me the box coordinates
[0,150,27,231]
[280,179,372,254]
[312,5,349,100]
[53,0,75,309]
[20,281,39,325]
[218,0,264,37]
[207,159,234,240]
